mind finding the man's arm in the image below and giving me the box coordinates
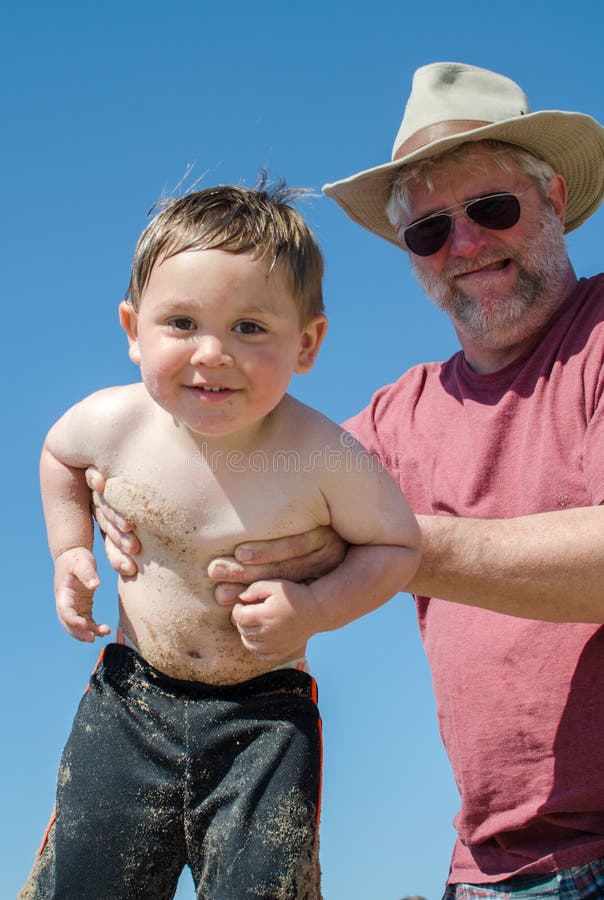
[216,506,604,623]
[413,506,604,623]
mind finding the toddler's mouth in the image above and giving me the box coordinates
[188,384,235,398]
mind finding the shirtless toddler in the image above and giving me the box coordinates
[22,181,420,900]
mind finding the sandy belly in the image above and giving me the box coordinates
[117,563,287,685]
[104,474,305,684]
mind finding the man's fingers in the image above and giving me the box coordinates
[209,551,331,584]
[103,533,138,577]
[208,528,347,586]
[208,557,254,583]
[214,582,247,607]
[90,482,140,576]
[85,467,106,494]
[234,527,334,564]
[87,467,139,556]
[95,501,138,546]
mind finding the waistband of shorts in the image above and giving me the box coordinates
[99,642,317,701]
[445,854,604,897]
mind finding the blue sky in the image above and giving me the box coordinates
[4,2,604,898]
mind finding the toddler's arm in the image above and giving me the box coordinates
[40,411,110,643]
[230,430,421,661]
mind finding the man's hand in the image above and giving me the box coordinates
[86,467,140,576]
[231,580,321,663]
[211,526,348,608]
[54,547,111,642]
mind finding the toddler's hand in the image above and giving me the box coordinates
[54,547,110,643]
[231,580,320,663]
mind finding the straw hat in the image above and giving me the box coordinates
[323,62,604,246]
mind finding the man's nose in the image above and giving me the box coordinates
[447,212,491,257]
[190,334,233,366]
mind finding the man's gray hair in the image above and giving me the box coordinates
[386,140,557,230]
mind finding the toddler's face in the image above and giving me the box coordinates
[120,249,325,440]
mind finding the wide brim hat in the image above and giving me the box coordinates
[323,62,604,247]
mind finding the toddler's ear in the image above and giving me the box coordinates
[119,301,141,365]
[296,315,328,374]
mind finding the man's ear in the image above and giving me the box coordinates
[296,315,328,374]
[119,300,141,365]
[547,173,568,225]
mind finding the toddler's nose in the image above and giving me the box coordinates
[191,335,232,366]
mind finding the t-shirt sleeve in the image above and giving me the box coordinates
[342,387,391,462]
[584,344,604,505]
[342,366,433,492]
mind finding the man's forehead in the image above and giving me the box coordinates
[425,142,527,182]
[405,145,525,214]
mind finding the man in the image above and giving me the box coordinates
[92,63,604,896]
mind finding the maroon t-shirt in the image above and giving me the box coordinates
[345,275,604,882]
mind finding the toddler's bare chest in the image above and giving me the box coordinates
[104,460,326,560]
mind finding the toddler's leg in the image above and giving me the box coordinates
[20,644,187,900]
[186,670,323,899]
[18,811,57,900]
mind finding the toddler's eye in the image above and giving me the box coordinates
[168,317,196,331]
[234,321,264,335]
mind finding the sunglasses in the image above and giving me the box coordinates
[398,188,532,257]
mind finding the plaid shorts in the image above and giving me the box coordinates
[443,856,604,899]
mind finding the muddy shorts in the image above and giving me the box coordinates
[20,643,323,900]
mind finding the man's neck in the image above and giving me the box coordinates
[458,267,578,375]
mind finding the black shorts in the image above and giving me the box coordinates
[20,643,323,899]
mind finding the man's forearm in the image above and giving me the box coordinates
[409,506,604,623]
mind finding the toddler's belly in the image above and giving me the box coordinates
[117,568,304,684]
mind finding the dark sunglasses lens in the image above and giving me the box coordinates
[467,193,521,230]
[404,214,452,256]
[403,193,523,256]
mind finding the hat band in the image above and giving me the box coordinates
[392,120,492,160]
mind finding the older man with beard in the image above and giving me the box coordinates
[91,64,604,897]
[389,142,573,370]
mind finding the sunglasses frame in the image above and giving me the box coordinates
[397,186,533,257]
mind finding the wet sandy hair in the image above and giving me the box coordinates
[126,175,324,323]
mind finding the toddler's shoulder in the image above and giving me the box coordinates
[278,395,345,445]
[70,382,150,421]
[50,383,151,449]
